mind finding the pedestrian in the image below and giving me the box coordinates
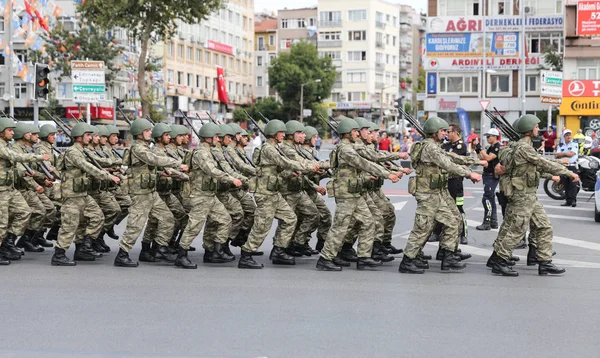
[251,131,262,155]
[489,115,579,277]
[378,131,391,152]
[467,128,479,153]
[591,132,599,150]
[542,126,557,153]
[556,129,579,207]
[476,128,501,230]
[315,134,322,152]
[573,129,586,155]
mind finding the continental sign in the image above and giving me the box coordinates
[559,97,600,115]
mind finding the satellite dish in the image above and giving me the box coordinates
[2,94,10,101]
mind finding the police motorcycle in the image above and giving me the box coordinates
[544,154,600,200]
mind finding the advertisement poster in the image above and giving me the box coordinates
[426,33,518,57]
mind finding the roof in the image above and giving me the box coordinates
[255,18,278,32]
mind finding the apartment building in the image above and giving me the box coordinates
[160,0,254,119]
[317,0,402,119]
[560,0,600,137]
[277,7,318,53]
[424,0,564,134]
[254,15,278,99]
[399,5,423,109]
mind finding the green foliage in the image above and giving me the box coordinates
[78,0,224,117]
[247,97,285,121]
[404,102,412,114]
[542,46,563,71]
[416,67,426,93]
[232,108,247,123]
[268,42,336,118]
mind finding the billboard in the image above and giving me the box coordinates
[562,80,600,97]
[577,1,600,36]
[423,55,542,70]
[425,33,519,57]
[426,16,564,33]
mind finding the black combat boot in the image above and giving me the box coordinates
[82,236,102,258]
[250,251,264,256]
[51,247,76,266]
[527,244,539,266]
[413,256,430,269]
[357,257,383,270]
[139,242,156,262]
[214,242,235,262]
[418,251,432,261]
[372,242,394,262]
[114,248,138,267]
[476,221,491,231]
[33,230,54,248]
[538,261,566,276]
[106,226,119,240]
[203,250,212,263]
[456,248,472,261]
[398,256,425,274]
[285,242,304,257]
[96,235,111,253]
[340,243,358,262]
[5,234,24,256]
[155,244,177,262]
[486,252,501,268]
[238,250,263,269]
[174,247,197,269]
[460,235,468,245]
[270,246,295,265]
[315,234,325,252]
[17,230,44,252]
[0,237,22,261]
[333,255,351,267]
[74,243,96,261]
[441,249,467,271]
[0,256,10,265]
[316,256,343,271]
[490,220,499,229]
[492,259,519,277]
[45,223,60,241]
[383,242,403,254]
[302,243,315,256]
[230,229,248,247]
[222,240,236,260]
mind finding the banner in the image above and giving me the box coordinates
[216,67,228,105]
[577,1,600,36]
[427,16,564,33]
[562,80,600,97]
[425,33,518,58]
[457,107,471,142]
[424,55,541,70]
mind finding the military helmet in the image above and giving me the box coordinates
[513,114,540,134]
[29,124,40,135]
[228,123,244,135]
[97,125,111,137]
[354,117,371,129]
[152,123,172,139]
[369,123,380,132]
[199,122,222,138]
[170,124,188,137]
[285,120,305,135]
[337,118,360,135]
[39,124,57,138]
[13,122,32,140]
[264,119,287,136]
[217,124,235,137]
[90,125,100,135]
[303,125,318,139]
[0,117,16,132]
[423,116,449,134]
[106,125,120,135]
[71,122,95,138]
[130,118,153,136]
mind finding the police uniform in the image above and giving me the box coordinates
[557,140,579,206]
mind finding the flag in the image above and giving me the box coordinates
[216,66,228,105]
[456,107,471,143]
[24,0,34,19]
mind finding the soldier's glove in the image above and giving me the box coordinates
[475,143,482,154]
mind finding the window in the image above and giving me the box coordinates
[205,77,211,89]
[15,50,27,63]
[376,12,383,23]
[167,42,173,56]
[14,83,27,99]
[221,55,226,68]
[214,54,219,66]
[269,54,276,63]
[526,75,539,92]
[577,59,599,79]
[439,74,479,93]
[393,16,397,26]
[376,73,384,84]
[490,74,510,93]
[177,45,184,58]
[347,72,366,83]
[392,36,397,46]
[376,52,383,64]
[177,71,184,85]
[490,0,510,16]
[258,37,265,50]
[376,32,384,44]
[196,49,202,62]
[187,73,192,87]
[236,59,241,72]
[319,11,341,25]
[187,47,193,60]
[281,19,288,29]
[347,51,366,61]
[229,58,233,69]
[438,0,481,15]
[257,76,263,87]
[319,31,341,41]
[348,10,367,21]
[309,18,316,26]
[348,30,367,41]
[243,61,247,73]
[386,14,391,23]
[297,18,307,28]
[196,75,202,88]
[320,51,341,60]
[167,70,174,84]
[257,56,263,66]
[0,83,4,98]
[205,52,211,64]
[347,92,366,101]
[269,35,274,46]
[527,32,562,54]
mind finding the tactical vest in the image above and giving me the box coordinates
[185,146,217,195]
[407,141,448,195]
[251,142,283,193]
[499,140,540,197]
[0,140,15,191]
[327,141,364,199]
[60,146,91,198]
[124,142,157,195]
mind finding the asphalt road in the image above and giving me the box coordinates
[2,162,600,357]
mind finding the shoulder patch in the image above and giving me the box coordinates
[457,144,462,149]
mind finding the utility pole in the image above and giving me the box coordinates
[7,0,14,117]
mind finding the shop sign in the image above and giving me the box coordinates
[437,96,460,112]
[560,97,600,115]
[424,55,541,70]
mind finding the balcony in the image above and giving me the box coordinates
[376,41,386,49]
[375,62,385,72]
[319,40,343,48]
[319,20,342,28]
[400,24,412,33]
[376,21,386,29]
[375,82,386,89]
[333,81,343,89]
[400,43,412,51]
[400,61,409,69]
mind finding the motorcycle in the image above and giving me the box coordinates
[544,155,600,200]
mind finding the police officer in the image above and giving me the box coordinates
[556,129,579,207]
[476,128,501,230]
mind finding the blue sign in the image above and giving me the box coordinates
[418,110,425,118]
[427,73,437,94]
[426,33,482,57]
[490,32,519,56]
[457,108,471,142]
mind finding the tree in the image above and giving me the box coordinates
[232,97,285,123]
[542,46,563,71]
[79,0,224,117]
[416,67,426,93]
[268,42,336,119]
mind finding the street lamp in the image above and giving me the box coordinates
[300,78,321,123]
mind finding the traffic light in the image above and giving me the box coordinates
[34,64,50,100]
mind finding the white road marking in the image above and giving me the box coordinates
[471,208,595,222]
[393,202,407,211]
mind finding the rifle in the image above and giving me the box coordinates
[493,107,522,140]
[205,112,220,125]
[145,115,156,125]
[319,114,339,135]
[257,111,270,123]
[24,145,57,181]
[397,107,426,137]
[243,110,291,159]
[117,107,134,126]
[484,110,520,141]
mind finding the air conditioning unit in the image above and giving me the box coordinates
[204,92,209,98]
[524,6,535,14]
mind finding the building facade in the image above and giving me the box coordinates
[254,15,278,99]
[277,7,318,53]
[424,0,564,134]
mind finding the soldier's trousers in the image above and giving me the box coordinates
[119,192,174,252]
[373,189,396,244]
[242,192,297,253]
[142,193,188,243]
[56,195,104,250]
[112,188,132,226]
[403,190,461,259]
[493,194,553,262]
[91,191,121,232]
[0,190,31,243]
[204,192,243,244]
[230,189,256,232]
[20,190,51,232]
[306,190,332,242]
[343,193,383,245]
[179,194,231,251]
[320,196,375,261]
[275,191,318,246]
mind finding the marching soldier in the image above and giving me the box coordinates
[399,117,483,274]
[53,123,120,266]
[104,125,131,239]
[317,118,399,271]
[489,115,579,277]
[239,119,320,269]
[36,124,61,244]
[0,118,50,264]
[175,123,241,269]
[140,123,189,262]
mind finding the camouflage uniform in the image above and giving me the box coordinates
[104,143,131,226]
[178,142,235,251]
[300,144,332,246]
[320,138,392,261]
[225,143,257,236]
[119,139,182,252]
[241,140,313,253]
